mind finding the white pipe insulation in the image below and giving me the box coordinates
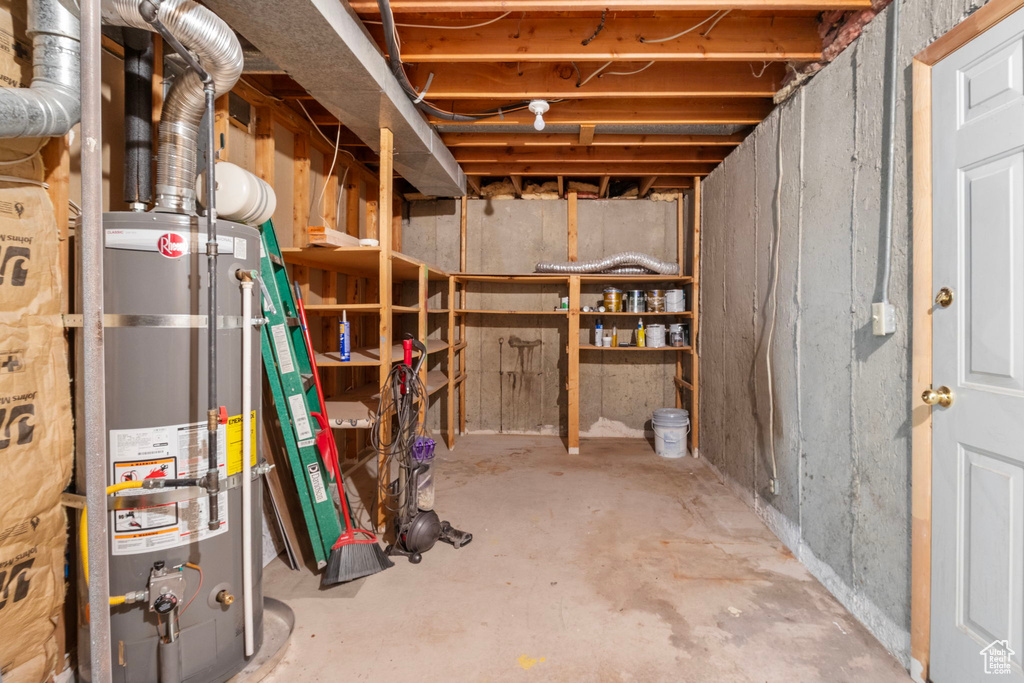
[239,274,255,657]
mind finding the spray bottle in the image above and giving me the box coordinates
[339,311,351,361]
[637,317,646,347]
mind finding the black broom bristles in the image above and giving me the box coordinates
[322,542,394,586]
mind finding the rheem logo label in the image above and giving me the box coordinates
[157,232,188,259]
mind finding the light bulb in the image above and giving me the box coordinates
[528,99,550,132]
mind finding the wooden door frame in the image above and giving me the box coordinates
[911,1,1024,678]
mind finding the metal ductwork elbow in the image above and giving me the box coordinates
[0,0,81,138]
[102,0,243,214]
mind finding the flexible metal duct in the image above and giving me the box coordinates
[0,0,80,138]
[102,0,243,213]
[536,252,680,275]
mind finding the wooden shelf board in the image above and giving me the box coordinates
[455,309,568,315]
[453,340,468,351]
[674,376,695,391]
[281,246,381,276]
[452,373,467,385]
[393,305,420,313]
[454,273,568,283]
[303,303,381,315]
[428,308,450,314]
[580,274,692,283]
[580,311,692,317]
[323,385,378,424]
[579,345,692,352]
[315,338,449,366]
[426,370,448,395]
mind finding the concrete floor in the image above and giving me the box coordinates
[262,435,910,682]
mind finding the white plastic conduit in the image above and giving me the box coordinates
[239,272,255,657]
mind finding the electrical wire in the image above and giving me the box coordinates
[763,115,783,491]
[700,9,731,36]
[311,121,342,226]
[370,361,428,517]
[577,61,612,87]
[0,140,45,165]
[602,61,655,77]
[176,563,203,623]
[364,11,511,29]
[639,11,723,43]
[0,175,49,188]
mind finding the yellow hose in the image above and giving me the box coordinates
[80,481,144,605]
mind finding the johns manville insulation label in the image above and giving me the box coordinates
[107,417,251,556]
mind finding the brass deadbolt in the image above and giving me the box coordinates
[922,386,954,408]
[216,590,235,606]
[935,287,954,308]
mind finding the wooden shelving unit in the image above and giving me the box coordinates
[450,184,701,455]
[282,128,458,531]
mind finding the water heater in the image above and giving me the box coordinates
[77,211,264,683]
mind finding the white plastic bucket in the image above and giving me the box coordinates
[652,408,690,459]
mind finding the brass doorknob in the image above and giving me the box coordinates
[935,287,954,308]
[922,386,954,407]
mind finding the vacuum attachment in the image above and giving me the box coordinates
[439,522,472,549]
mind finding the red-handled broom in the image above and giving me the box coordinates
[293,283,393,585]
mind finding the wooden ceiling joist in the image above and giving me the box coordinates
[441,132,747,147]
[459,163,712,176]
[579,124,595,145]
[350,1,869,12]
[638,176,658,196]
[452,146,729,163]
[368,16,822,62]
[425,98,772,125]
[406,61,788,99]
[510,174,523,196]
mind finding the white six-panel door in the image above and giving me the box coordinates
[931,8,1024,682]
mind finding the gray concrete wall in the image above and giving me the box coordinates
[404,197,681,435]
[699,0,990,673]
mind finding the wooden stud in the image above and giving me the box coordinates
[364,15,825,63]
[446,275,457,449]
[509,174,523,198]
[910,55,935,683]
[690,179,701,454]
[557,175,564,198]
[254,106,275,185]
[366,186,379,240]
[214,95,230,161]
[578,125,596,145]
[460,195,468,272]
[322,272,339,396]
[392,197,403,251]
[322,154,339,231]
[459,197,468,433]
[677,194,685,275]
[41,137,70,314]
[346,177,362,237]
[376,127,394,532]
[568,191,578,262]
[567,275,581,454]
[293,133,311,247]
[599,175,610,199]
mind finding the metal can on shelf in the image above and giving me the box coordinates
[603,287,623,312]
[646,289,666,313]
[625,289,645,312]
[668,323,686,347]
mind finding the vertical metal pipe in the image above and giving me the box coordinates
[80,0,112,679]
[122,28,153,210]
[205,81,220,529]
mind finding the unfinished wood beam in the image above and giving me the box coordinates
[254,106,275,184]
[509,175,523,197]
[557,176,564,198]
[442,132,746,147]
[345,178,361,236]
[407,61,786,99]
[322,154,339,230]
[639,176,657,197]
[430,98,771,126]
[452,146,729,164]
[579,124,595,145]
[466,175,482,196]
[350,1,869,12]
[568,191,578,261]
[376,127,394,532]
[214,95,230,161]
[366,16,823,63]
[459,163,712,176]
[599,175,610,198]
[293,133,311,246]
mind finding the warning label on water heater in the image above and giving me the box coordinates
[108,420,231,556]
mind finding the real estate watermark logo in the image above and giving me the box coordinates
[981,639,1015,675]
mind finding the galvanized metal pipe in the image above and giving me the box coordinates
[204,81,220,530]
[80,0,113,678]
[535,252,680,275]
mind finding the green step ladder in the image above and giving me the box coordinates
[258,220,340,568]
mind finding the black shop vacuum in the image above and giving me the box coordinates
[371,337,472,563]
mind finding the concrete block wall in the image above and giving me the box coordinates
[698,0,991,672]
[403,197,681,436]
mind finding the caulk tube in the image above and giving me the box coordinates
[339,311,351,361]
